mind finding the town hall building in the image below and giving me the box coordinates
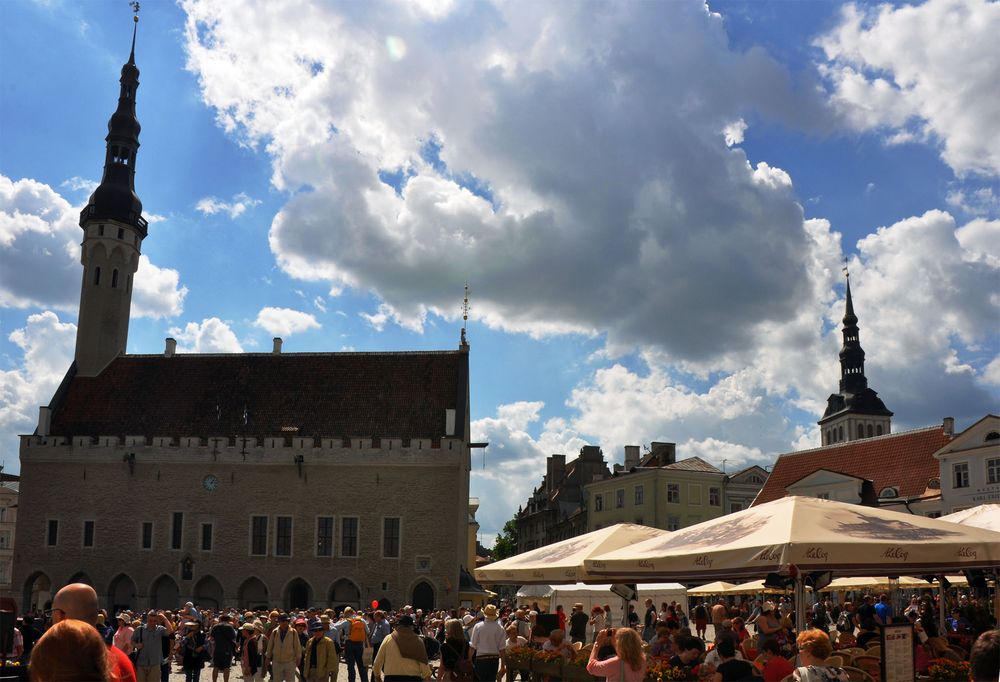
[13,16,472,614]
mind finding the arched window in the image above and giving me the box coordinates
[858,424,865,439]
[93,267,101,286]
[985,431,1000,442]
[876,425,883,436]
[111,269,119,288]
[838,426,844,442]
[867,424,874,437]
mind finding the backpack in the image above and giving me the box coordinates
[349,618,367,642]
[836,611,851,633]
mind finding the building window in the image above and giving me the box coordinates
[316,516,334,557]
[709,487,720,506]
[747,475,764,485]
[341,517,359,558]
[634,485,644,505]
[111,269,119,288]
[98,225,105,236]
[275,516,293,556]
[383,517,401,558]
[817,492,830,500]
[876,425,883,435]
[953,462,970,489]
[0,531,11,549]
[615,489,625,509]
[666,483,680,504]
[986,458,1000,485]
[858,424,865,439]
[46,520,58,547]
[867,424,874,437]
[201,523,213,552]
[141,522,153,550]
[838,426,844,441]
[117,228,124,239]
[250,516,268,556]
[594,494,604,512]
[93,267,101,286]
[667,516,680,531]
[83,520,95,548]
[170,512,183,550]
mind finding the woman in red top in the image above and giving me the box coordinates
[757,638,794,682]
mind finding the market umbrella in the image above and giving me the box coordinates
[726,579,808,595]
[827,576,932,591]
[584,496,1000,582]
[476,523,669,584]
[687,581,737,596]
[940,504,1000,532]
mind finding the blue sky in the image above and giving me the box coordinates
[1,0,998,542]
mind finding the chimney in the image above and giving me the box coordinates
[272,337,283,354]
[37,406,51,437]
[546,454,566,491]
[942,417,954,436]
[624,445,640,470]
[651,441,676,465]
[164,337,176,357]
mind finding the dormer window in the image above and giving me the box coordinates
[879,486,898,499]
[986,431,1000,442]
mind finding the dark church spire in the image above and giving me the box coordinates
[838,272,867,395]
[78,3,147,237]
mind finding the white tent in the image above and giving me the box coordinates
[940,504,1000,532]
[476,523,669,584]
[516,582,687,625]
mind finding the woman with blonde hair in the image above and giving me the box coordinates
[30,619,113,682]
[586,628,646,682]
[439,618,472,681]
[793,630,848,682]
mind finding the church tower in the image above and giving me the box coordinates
[74,10,147,377]
[818,274,893,445]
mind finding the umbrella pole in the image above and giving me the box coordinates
[994,571,999,625]
[938,581,947,635]
[794,574,806,635]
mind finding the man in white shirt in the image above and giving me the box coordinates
[469,605,506,682]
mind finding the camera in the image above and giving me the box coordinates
[605,628,616,637]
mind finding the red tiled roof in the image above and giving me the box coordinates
[751,426,951,506]
[49,351,465,440]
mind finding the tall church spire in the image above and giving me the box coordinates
[79,3,146,237]
[73,6,147,377]
[818,271,893,445]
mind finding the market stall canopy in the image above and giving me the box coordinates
[584,496,1000,582]
[476,523,669,584]
[687,581,737,596]
[940,504,1000,533]
[827,576,933,590]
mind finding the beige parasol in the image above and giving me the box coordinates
[476,523,669,584]
[687,581,737,596]
[584,496,1000,582]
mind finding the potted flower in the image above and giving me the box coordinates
[506,646,535,675]
[926,658,970,681]
[532,649,565,679]
[562,649,601,681]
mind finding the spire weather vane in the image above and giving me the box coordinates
[462,283,470,330]
[131,1,141,19]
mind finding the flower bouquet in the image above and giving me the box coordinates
[926,658,970,681]
[562,650,601,682]
[645,658,696,682]
[532,650,565,678]
[506,646,535,673]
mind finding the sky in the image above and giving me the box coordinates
[1,0,998,545]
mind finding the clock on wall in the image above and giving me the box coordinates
[202,474,219,491]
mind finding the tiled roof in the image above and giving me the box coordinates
[48,351,466,440]
[751,426,951,507]
[664,456,722,473]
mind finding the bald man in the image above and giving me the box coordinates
[49,583,137,682]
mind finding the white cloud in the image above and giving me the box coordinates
[0,174,188,315]
[169,317,243,353]
[195,192,261,219]
[312,296,327,313]
[816,0,1000,176]
[60,176,98,193]
[947,188,999,218]
[0,311,76,461]
[132,255,188,319]
[723,118,748,147]
[253,306,320,337]
[182,0,832,358]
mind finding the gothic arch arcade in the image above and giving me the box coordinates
[412,581,435,611]
[108,574,138,613]
[284,578,313,610]
[238,577,269,609]
[329,578,360,610]
[149,575,179,610]
[23,572,51,613]
[193,575,224,610]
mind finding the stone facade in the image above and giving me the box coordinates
[15,436,468,613]
[933,415,1000,514]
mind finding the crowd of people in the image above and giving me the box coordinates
[12,582,1000,682]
